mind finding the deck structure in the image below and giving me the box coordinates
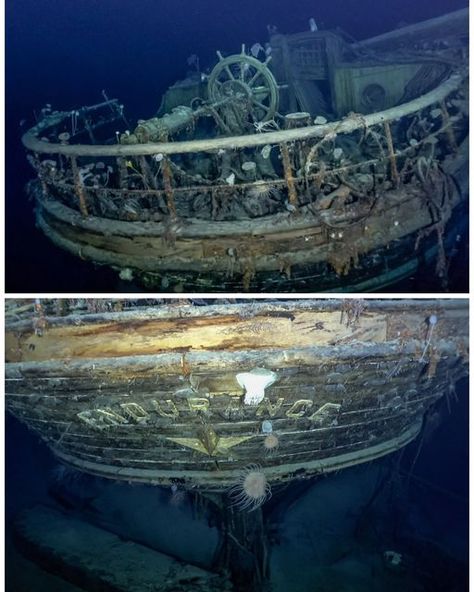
[21,10,468,291]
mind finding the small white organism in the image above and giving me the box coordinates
[263,433,279,452]
[250,42,265,58]
[309,18,318,32]
[261,144,272,159]
[242,161,257,172]
[419,314,438,363]
[119,268,134,281]
[236,367,277,405]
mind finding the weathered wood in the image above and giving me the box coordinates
[22,72,465,157]
[69,156,89,216]
[5,310,389,363]
[353,8,468,51]
[46,421,423,488]
[19,10,468,296]
[33,177,462,276]
[5,300,468,490]
[383,121,399,185]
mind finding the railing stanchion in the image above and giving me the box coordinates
[279,142,298,208]
[70,156,89,217]
[383,120,399,186]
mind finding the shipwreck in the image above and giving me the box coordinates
[5,298,468,490]
[21,9,468,291]
[5,298,468,589]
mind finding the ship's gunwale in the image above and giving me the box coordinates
[22,71,465,158]
[6,297,466,328]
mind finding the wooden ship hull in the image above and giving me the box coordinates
[5,299,468,491]
[22,10,468,291]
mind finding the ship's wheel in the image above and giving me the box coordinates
[207,45,279,124]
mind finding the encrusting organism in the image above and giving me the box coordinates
[261,419,279,453]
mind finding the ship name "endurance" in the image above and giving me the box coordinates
[76,397,341,430]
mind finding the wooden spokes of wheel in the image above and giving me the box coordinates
[207,45,279,123]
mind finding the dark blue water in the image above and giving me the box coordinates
[6,0,469,292]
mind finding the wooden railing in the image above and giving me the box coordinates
[23,71,467,223]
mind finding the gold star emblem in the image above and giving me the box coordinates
[166,425,253,456]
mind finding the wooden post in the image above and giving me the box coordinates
[83,117,96,144]
[161,157,177,219]
[383,120,399,186]
[117,157,129,189]
[439,100,457,153]
[139,156,158,190]
[34,152,50,198]
[279,142,298,207]
[279,36,298,113]
[219,500,268,592]
[69,156,89,217]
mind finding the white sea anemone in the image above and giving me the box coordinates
[247,180,280,201]
[263,433,279,453]
[229,465,271,511]
[314,115,327,125]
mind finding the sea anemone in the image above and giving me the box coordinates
[169,483,187,507]
[247,180,280,201]
[260,419,279,453]
[263,433,279,453]
[229,465,271,511]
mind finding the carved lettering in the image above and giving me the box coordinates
[286,399,314,418]
[255,397,285,417]
[77,408,128,430]
[187,398,210,413]
[151,399,179,419]
[222,397,242,419]
[120,402,150,422]
[75,393,335,427]
[96,408,128,425]
[308,402,341,425]
[77,410,100,428]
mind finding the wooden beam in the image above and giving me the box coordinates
[22,73,465,157]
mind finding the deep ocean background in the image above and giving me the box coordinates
[5,0,469,292]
